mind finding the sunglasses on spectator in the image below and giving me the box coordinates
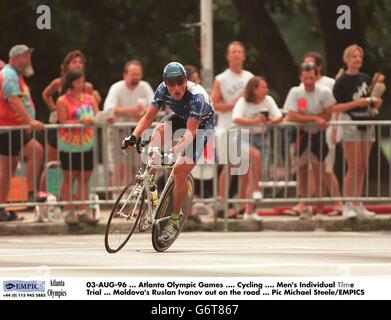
[300,62,316,70]
[165,75,186,87]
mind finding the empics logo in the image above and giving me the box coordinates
[3,281,46,292]
[5,283,16,290]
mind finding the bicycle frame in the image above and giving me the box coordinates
[137,146,179,229]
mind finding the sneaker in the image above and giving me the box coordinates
[253,191,263,200]
[28,192,47,203]
[356,206,376,219]
[193,203,208,216]
[64,211,79,226]
[77,210,99,225]
[188,214,202,224]
[243,212,262,222]
[158,220,179,243]
[299,206,313,220]
[8,211,24,221]
[0,210,10,222]
[342,205,358,219]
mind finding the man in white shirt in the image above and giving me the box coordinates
[103,60,154,191]
[211,41,253,217]
[283,62,334,218]
[302,52,343,216]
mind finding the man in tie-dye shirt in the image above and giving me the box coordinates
[0,45,44,221]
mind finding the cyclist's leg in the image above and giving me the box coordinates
[172,160,196,215]
[148,113,184,173]
[160,128,211,239]
[172,127,211,214]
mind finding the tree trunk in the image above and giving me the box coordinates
[314,0,372,75]
[232,0,298,102]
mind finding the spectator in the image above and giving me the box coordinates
[211,41,254,218]
[184,64,201,84]
[0,44,44,221]
[282,62,334,218]
[303,52,335,89]
[57,69,99,225]
[333,44,382,219]
[302,52,344,216]
[233,76,282,221]
[0,59,5,71]
[103,60,154,190]
[183,65,213,222]
[41,50,101,190]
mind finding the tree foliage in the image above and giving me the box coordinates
[0,0,390,119]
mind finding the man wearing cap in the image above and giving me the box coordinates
[0,44,44,221]
[122,62,215,243]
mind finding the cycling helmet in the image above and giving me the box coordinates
[163,62,186,82]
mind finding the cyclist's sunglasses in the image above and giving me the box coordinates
[165,75,187,87]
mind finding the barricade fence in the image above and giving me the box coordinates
[0,121,390,217]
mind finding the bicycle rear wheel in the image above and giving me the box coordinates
[105,182,145,253]
[152,175,194,252]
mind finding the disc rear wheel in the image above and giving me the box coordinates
[152,175,194,252]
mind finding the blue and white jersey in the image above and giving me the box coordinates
[151,81,215,129]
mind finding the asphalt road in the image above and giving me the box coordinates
[0,231,390,277]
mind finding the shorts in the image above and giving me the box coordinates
[339,113,376,142]
[233,131,267,157]
[296,130,328,166]
[47,128,58,148]
[0,130,32,156]
[59,150,94,171]
[342,124,375,142]
[159,113,214,162]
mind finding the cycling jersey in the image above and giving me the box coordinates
[151,81,215,129]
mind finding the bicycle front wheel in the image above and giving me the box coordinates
[152,175,194,252]
[105,182,145,253]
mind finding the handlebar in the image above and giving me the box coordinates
[136,137,150,154]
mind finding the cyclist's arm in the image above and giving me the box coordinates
[171,118,199,155]
[131,105,159,138]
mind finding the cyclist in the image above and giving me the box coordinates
[122,62,215,242]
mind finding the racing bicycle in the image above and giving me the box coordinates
[104,138,194,253]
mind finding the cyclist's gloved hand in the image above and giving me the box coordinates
[164,151,177,166]
[121,134,137,154]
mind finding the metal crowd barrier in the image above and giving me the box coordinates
[0,121,390,223]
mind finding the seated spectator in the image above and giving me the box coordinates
[233,76,282,221]
[57,69,99,225]
[0,45,44,221]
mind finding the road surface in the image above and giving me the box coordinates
[0,231,390,277]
